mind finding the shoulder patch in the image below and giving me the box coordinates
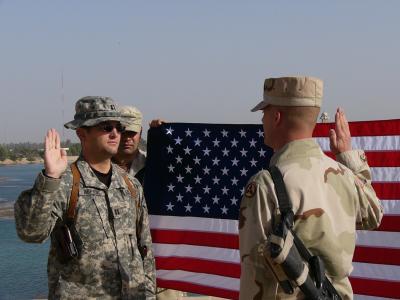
[245,182,257,198]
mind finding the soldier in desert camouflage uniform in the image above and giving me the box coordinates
[239,76,383,300]
[14,96,156,299]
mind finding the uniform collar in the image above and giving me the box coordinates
[269,138,323,167]
[75,156,126,190]
[129,149,147,176]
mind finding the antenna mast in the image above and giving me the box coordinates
[61,70,65,142]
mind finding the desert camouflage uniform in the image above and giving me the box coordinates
[127,149,147,178]
[239,139,383,300]
[15,157,156,299]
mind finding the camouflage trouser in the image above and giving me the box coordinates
[156,288,182,300]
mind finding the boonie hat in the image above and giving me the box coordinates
[251,76,323,111]
[119,106,143,132]
[64,96,121,129]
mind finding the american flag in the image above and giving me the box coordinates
[144,120,400,300]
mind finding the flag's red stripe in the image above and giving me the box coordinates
[314,119,400,137]
[157,278,239,300]
[151,229,239,249]
[372,182,400,199]
[375,215,400,232]
[353,246,400,265]
[349,277,400,298]
[324,151,400,167]
[156,256,240,278]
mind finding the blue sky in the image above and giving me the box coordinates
[1,1,399,142]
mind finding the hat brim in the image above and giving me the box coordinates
[64,116,122,130]
[251,100,269,112]
[123,123,142,133]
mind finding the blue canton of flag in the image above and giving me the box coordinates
[144,123,273,220]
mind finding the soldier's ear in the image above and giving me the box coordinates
[76,128,86,142]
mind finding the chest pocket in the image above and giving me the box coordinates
[111,188,137,233]
[74,189,112,248]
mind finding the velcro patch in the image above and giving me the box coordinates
[245,182,257,198]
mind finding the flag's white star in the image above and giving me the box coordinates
[221,167,229,175]
[185,128,193,137]
[176,174,184,183]
[185,184,193,193]
[203,148,211,156]
[166,127,174,135]
[194,194,201,203]
[212,157,220,166]
[258,148,266,157]
[177,193,183,202]
[194,156,201,164]
[212,176,220,184]
[231,139,238,147]
[167,184,175,192]
[194,175,202,184]
[231,177,239,185]
[241,187,245,195]
[166,202,174,211]
[166,145,173,153]
[222,148,230,156]
[212,138,220,147]
[184,146,192,155]
[194,138,202,146]
[203,166,210,175]
[185,165,192,174]
[257,129,264,138]
[239,129,246,137]
[174,137,182,145]
[203,205,210,213]
[212,195,220,204]
[231,157,239,166]
[176,155,183,164]
[184,203,192,212]
[240,148,248,157]
[221,206,228,214]
[203,185,211,194]
[203,129,211,137]
[249,139,257,147]
[168,164,175,173]
[230,197,238,205]
[221,186,229,195]
[221,129,229,137]
[240,168,248,176]
[250,158,257,167]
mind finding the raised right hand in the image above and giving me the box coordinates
[44,129,68,178]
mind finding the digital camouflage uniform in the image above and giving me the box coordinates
[239,77,383,300]
[14,96,156,299]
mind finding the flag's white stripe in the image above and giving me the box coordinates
[150,215,239,234]
[356,231,400,248]
[382,199,400,215]
[352,262,400,281]
[371,167,400,182]
[316,136,400,151]
[354,296,395,300]
[157,269,240,291]
[154,243,239,263]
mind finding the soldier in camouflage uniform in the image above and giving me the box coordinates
[14,96,156,299]
[112,106,147,185]
[239,76,383,300]
[113,108,182,300]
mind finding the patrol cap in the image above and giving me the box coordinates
[119,106,143,132]
[64,96,121,129]
[251,76,323,112]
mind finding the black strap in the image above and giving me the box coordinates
[269,166,292,215]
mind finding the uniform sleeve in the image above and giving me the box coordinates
[14,171,67,243]
[336,150,384,230]
[136,185,156,299]
[239,176,279,300]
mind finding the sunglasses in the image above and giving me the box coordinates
[96,123,125,133]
